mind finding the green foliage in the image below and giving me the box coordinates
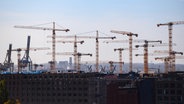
[0,80,8,104]
[4,99,21,104]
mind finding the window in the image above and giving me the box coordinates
[170,90,175,94]
[170,83,175,88]
[164,83,169,88]
[177,90,182,95]
[84,99,88,102]
[164,96,169,100]
[157,89,162,94]
[158,96,162,101]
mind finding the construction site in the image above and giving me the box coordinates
[0,21,184,104]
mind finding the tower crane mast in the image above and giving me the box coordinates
[114,48,128,74]
[157,21,184,72]
[54,36,84,70]
[49,30,116,72]
[135,40,162,74]
[111,30,138,72]
[14,22,70,71]
[108,61,123,74]
[51,52,92,71]
[155,57,170,73]
[154,50,183,71]
[155,53,183,73]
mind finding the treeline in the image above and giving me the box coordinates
[0,80,20,104]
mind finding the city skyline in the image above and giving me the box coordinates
[1,0,184,65]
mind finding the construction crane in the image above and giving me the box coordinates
[155,51,183,72]
[111,30,138,72]
[12,47,50,72]
[108,61,122,74]
[157,21,184,72]
[135,40,162,74]
[49,30,116,72]
[53,35,84,70]
[103,39,145,43]
[114,48,129,74]
[155,57,170,73]
[14,22,70,71]
[50,52,92,71]
[76,53,92,71]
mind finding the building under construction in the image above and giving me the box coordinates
[0,21,184,104]
[0,73,131,104]
[0,72,184,104]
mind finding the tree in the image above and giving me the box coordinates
[4,99,21,104]
[0,80,8,104]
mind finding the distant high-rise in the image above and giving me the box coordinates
[69,57,72,65]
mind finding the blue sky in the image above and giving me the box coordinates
[0,0,184,67]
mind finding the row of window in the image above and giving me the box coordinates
[157,96,183,102]
[157,89,183,95]
[21,98,89,103]
[8,87,90,92]
[7,80,94,86]
[0,73,99,80]
[10,92,89,97]
[156,82,184,88]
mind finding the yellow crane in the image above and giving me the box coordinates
[54,36,84,69]
[108,61,124,74]
[157,21,184,72]
[104,39,143,72]
[114,48,129,74]
[14,22,69,71]
[48,30,116,72]
[49,52,92,71]
[110,30,138,72]
[154,51,183,72]
[155,57,170,73]
[135,40,162,74]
